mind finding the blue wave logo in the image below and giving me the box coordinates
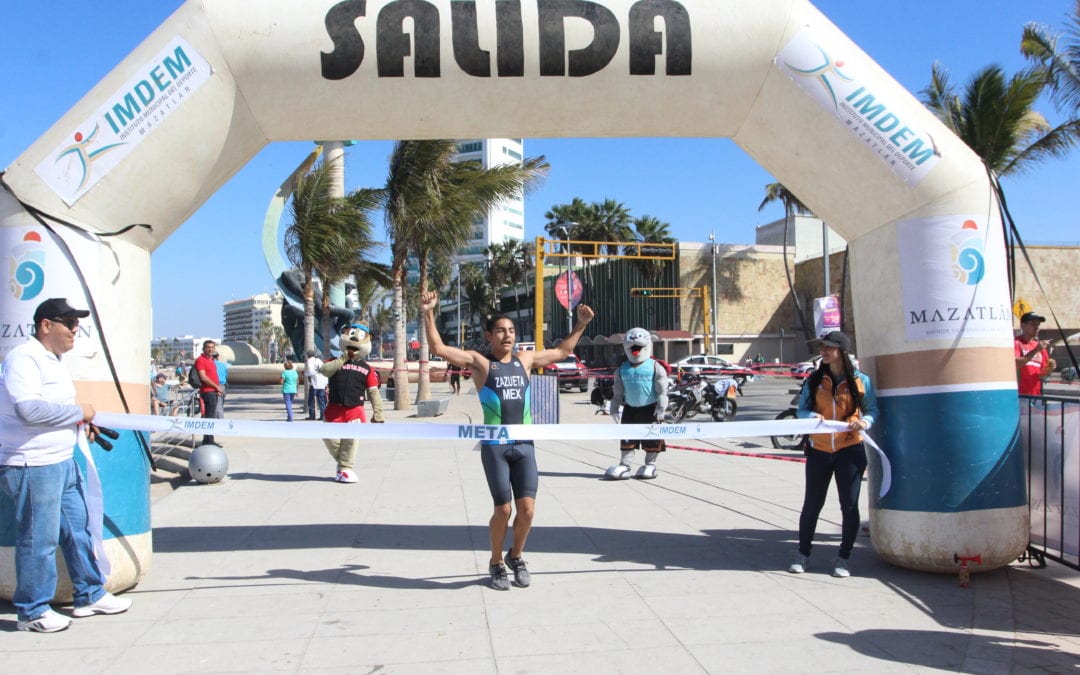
[9,231,46,301]
[950,220,984,286]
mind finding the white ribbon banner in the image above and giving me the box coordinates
[95,413,893,496]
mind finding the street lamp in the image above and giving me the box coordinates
[454,262,462,347]
[708,230,719,355]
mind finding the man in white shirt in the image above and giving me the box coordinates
[304,350,328,420]
[0,298,132,633]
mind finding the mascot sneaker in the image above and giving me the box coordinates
[335,469,358,483]
[635,464,658,479]
[604,463,633,480]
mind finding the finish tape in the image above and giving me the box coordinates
[95,413,891,496]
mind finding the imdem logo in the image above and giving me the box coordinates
[9,231,46,301]
[51,124,125,193]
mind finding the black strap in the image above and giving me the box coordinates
[991,170,1079,377]
[1,175,156,466]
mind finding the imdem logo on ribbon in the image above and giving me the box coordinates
[36,36,212,206]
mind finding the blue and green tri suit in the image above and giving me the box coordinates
[477,356,537,505]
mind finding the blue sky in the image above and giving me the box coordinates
[2,1,1077,338]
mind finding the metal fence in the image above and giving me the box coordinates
[1021,395,1080,570]
[531,374,560,424]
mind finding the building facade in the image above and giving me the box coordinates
[222,292,284,345]
[451,138,527,263]
[151,336,220,367]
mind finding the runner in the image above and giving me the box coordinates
[420,290,594,590]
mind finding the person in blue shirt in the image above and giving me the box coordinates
[213,353,229,412]
[280,360,299,421]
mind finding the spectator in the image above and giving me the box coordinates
[281,360,299,421]
[304,350,327,420]
[194,340,224,446]
[213,353,229,411]
[151,373,171,415]
[1015,312,1057,396]
[447,362,462,395]
[0,297,132,632]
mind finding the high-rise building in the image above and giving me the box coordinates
[222,291,284,345]
[452,138,527,263]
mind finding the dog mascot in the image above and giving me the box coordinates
[605,327,669,479]
[319,323,385,483]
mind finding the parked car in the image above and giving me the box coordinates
[672,355,752,380]
[544,354,589,392]
[790,354,860,378]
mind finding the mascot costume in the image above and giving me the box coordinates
[605,328,669,479]
[319,323,385,483]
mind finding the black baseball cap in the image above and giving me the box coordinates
[1020,312,1046,324]
[33,298,90,323]
[816,331,852,352]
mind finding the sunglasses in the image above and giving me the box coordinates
[49,317,80,330]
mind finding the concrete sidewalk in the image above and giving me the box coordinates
[2,382,1079,673]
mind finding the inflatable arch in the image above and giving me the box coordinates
[1,0,1026,592]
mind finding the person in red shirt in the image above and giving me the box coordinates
[194,340,224,446]
[1015,312,1057,396]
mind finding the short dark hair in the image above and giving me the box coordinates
[202,340,216,349]
[484,314,515,332]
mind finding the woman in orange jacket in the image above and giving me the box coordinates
[788,331,879,578]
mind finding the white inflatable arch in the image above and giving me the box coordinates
[1,0,1026,588]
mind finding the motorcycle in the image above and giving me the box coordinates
[664,376,703,422]
[770,389,808,450]
[705,377,739,420]
[590,376,615,411]
[664,373,737,422]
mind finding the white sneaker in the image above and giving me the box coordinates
[17,608,72,633]
[335,469,358,483]
[832,558,851,578]
[72,591,132,617]
[788,554,809,574]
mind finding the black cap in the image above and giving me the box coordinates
[1020,312,1046,324]
[816,331,852,352]
[32,298,90,323]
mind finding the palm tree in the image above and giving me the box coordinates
[484,239,535,337]
[306,177,384,357]
[921,62,1078,176]
[630,215,675,283]
[1022,2,1080,116]
[759,182,815,341]
[383,140,548,405]
[460,262,495,345]
[284,161,384,357]
[588,198,634,256]
[256,319,275,362]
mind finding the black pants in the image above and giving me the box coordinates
[798,443,867,559]
[199,391,222,444]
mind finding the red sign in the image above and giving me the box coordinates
[554,271,584,310]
